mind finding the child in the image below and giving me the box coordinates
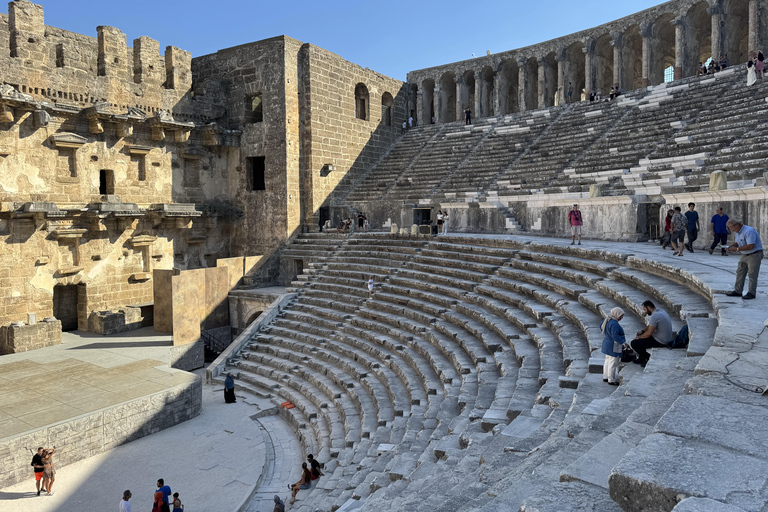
[368,276,375,298]
[172,492,183,512]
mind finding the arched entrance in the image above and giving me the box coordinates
[623,25,644,90]
[594,34,614,94]
[422,79,435,124]
[480,66,495,117]
[565,42,586,102]
[499,60,519,114]
[686,2,712,77]
[650,13,676,85]
[722,0,749,64]
[439,72,456,122]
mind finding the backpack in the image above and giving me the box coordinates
[669,324,689,349]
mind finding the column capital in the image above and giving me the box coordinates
[536,56,546,65]
[639,21,653,38]
[609,32,623,48]
[708,4,724,16]
[671,16,686,27]
[516,57,527,67]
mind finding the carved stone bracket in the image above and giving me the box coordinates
[50,132,88,150]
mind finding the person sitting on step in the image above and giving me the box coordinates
[629,300,674,367]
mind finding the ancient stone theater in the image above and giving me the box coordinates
[1,0,767,511]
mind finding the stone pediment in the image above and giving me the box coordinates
[50,132,88,149]
[181,146,207,160]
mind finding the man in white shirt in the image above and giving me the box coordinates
[119,490,132,512]
[408,116,413,128]
[726,220,763,300]
[629,300,674,367]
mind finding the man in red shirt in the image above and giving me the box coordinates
[568,204,583,245]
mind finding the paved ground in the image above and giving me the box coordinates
[0,378,303,512]
[0,327,197,440]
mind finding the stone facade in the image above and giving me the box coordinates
[0,316,60,353]
[407,0,768,123]
[0,1,408,348]
[0,374,201,489]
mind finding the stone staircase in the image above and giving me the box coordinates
[207,232,768,512]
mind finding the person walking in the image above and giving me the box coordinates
[408,115,414,128]
[41,447,56,496]
[401,120,407,133]
[568,204,583,245]
[661,209,674,249]
[757,51,765,79]
[442,211,449,234]
[709,207,730,255]
[567,82,574,103]
[120,490,132,512]
[224,373,236,403]
[464,107,471,125]
[156,479,172,512]
[726,220,763,300]
[747,59,757,86]
[31,447,45,496]
[601,307,626,386]
[629,301,674,367]
[171,492,183,512]
[685,202,700,252]
[368,276,375,298]
[670,207,687,257]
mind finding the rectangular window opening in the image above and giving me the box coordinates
[249,94,263,123]
[131,155,146,181]
[247,156,266,191]
[99,169,115,195]
[55,44,64,68]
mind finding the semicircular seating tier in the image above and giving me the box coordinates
[214,233,732,512]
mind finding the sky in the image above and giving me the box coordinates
[8,0,665,80]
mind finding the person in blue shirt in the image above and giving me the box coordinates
[684,202,700,253]
[709,207,729,255]
[726,220,763,300]
[601,307,627,385]
[156,479,172,512]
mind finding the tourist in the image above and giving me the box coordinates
[697,62,707,76]
[120,490,132,512]
[709,207,730,255]
[289,462,312,504]
[156,479,172,512]
[171,492,183,512]
[41,447,56,496]
[629,300,674,367]
[685,202,700,253]
[670,207,687,257]
[153,489,163,512]
[757,51,764,79]
[357,211,365,232]
[464,107,471,125]
[720,54,728,69]
[568,204,582,245]
[601,307,626,386]
[363,214,369,232]
[273,495,286,512]
[580,88,586,101]
[437,210,444,233]
[31,447,45,496]
[747,59,757,86]
[431,115,436,124]
[308,454,324,480]
[661,209,674,249]
[442,211,449,234]
[589,90,595,102]
[726,220,763,300]
[708,59,716,74]
[567,82,573,103]
[368,276,375,298]
[408,115,414,128]
[401,120,407,133]
[595,88,602,101]
[224,373,236,403]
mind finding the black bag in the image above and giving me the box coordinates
[621,345,637,363]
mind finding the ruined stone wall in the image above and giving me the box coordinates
[299,43,408,228]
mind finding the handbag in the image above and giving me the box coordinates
[621,345,636,363]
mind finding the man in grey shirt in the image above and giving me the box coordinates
[629,300,674,367]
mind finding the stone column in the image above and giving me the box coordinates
[537,57,546,109]
[584,45,595,96]
[611,33,623,91]
[710,6,723,63]
[749,0,759,55]
[673,17,686,80]
[641,22,652,86]
[455,78,462,122]
[474,70,482,119]
[433,83,441,123]
[493,74,502,115]
[416,87,424,128]
[517,58,528,112]
[556,54,566,105]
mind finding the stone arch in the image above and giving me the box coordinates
[381,92,394,127]
[565,41,586,102]
[422,78,435,124]
[354,83,369,120]
[594,33,614,94]
[409,83,418,122]
[460,70,476,115]
[722,0,749,64]
[498,59,519,114]
[623,25,644,90]
[541,52,557,108]
[651,13,676,85]
[524,57,538,110]
[245,310,264,327]
[686,1,712,77]
[480,66,495,117]
[439,71,456,122]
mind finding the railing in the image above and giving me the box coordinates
[205,292,296,383]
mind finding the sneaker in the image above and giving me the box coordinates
[47,491,54,496]
[577,241,581,245]
[607,381,620,386]
[708,248,714,255]
[743,293,756,300]
[570,242,574,245]
[725,291,742,297]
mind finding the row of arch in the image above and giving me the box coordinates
[354,83,398,127]
[412,0,754,123]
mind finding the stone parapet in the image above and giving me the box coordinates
[0,317,61,354]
